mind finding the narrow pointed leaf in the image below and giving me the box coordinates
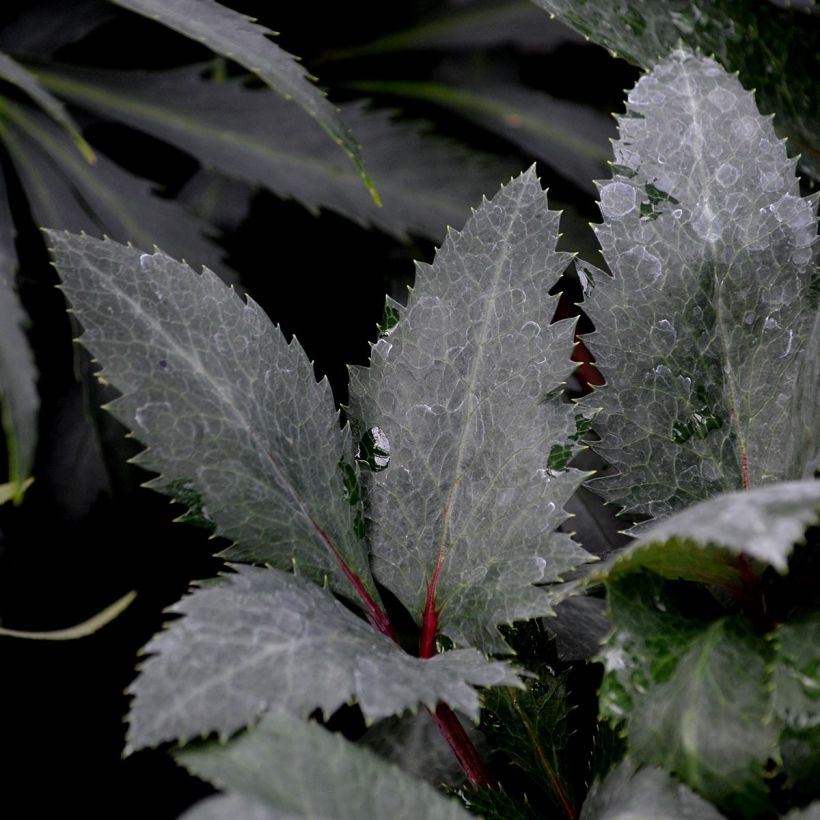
[528,0,820,182]
[599,573,776,815]
[326,0,582,59]
[0,50,93,161]
[36,64,511,241]
[107,0,373,196]
[47,232,378,604]
[349,169,592,654]
[177,714,474,820]
[347,78,613,195]
[592,480,820,585]
[127,565,520,750]
[2,101,230,277]
[581,51,818,518]
[580,761,726,820]
[0,169,37,501]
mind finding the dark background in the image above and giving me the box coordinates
[0,1,638,816]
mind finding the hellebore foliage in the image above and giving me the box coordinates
[17,1,820,818]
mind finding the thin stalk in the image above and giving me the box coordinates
[429,703,495,788]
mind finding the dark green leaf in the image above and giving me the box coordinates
[0,50,93,161]
[0,169,37,501]
[580,760,726,819]
[600,573,776,815]
[348,169,592,654]
[1,101,230,278]
[127,565,519,751]
[581,51,818,518]
[47,232,377,602]
[108,0,373,196]
[36,64,511,241]
[177,714,474,820]
[346,78,613,195]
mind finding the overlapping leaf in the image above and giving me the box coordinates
[580,51,818,518]
[349,169,592,654]
[599,573,776,815]
[35,63,510,241]
[47,232,377,603]
[177,714,473,820]
[2,101,229,279]
[346,77,613,195]
[108,0,373,195]
[580,761,726,820]
[0,170,37,501]
[590,480,820,586]
[529,0,820,181]
[128,565,519,750]
[0,50,93,161]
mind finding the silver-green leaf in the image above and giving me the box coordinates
[580,761,726,820]
[47,232,377,603]
[177,714,474,820]
[127,565,520,751]
[582,50,818,518]
[349,168,592,654]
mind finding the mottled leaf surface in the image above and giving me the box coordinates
[528,0,820,181]
[0,170,37,499]
[37,64,510,241]
[107,0,370,192]
[349,169,592,653]
[581,51,818,518]
[177,714,474,820]
[47,233,376,601]
[181,794,292,820]
[127,565,520,750]
[0,50,92,160]
[2,101,229,279]
[594,480,820,584]
[581,761,726,820]
[599,573,776,815]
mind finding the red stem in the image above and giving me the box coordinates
[309,518,397,641]
[309,518,493,788]
[429,703,495,788]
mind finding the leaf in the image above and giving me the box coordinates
[599,572,776,815]
[528,0,820,182]
[580,51,819,518]
[580,760,727,820]
[482,672,578,816]
[35,63,511,241]
[783,804,820,820]
[46,232,378,607]
[1,100,231,278]
[127,565,520,751]
[181,794,289,820]
[0,169,38,502]
[325,0,582,59]
[107,0,374,198]
[176,713,474,820]
[0,50,94,161]
[772,611,820,790]
[348,168,592,654]
[347,77,613,195]
[549,595,610,660]
[593,480,820,585]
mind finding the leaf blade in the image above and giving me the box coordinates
[177,714,474,820]
[581,51,818,518]
[107,0,373,197]
[127,565,520,751]
[349,169,592,653]
[47,232,376,603]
